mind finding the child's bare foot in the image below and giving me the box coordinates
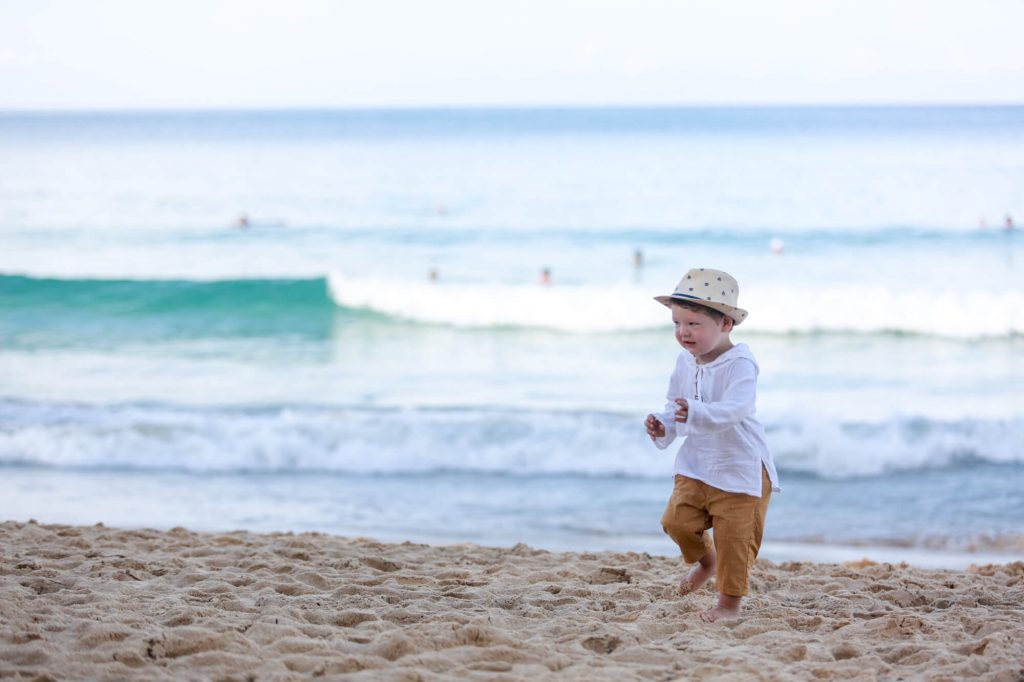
[678,549,716,596]
[699,594,742,622]
[678,563,713,595]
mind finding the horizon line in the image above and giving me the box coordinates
[2,101,1024,116]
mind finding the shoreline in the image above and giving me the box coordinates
[2,520,1022,680]
[4,462,1023,574]
[2,506,1021,573]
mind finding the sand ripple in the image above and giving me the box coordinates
[1,520,1022,680]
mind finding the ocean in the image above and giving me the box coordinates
[1,106,1022,568]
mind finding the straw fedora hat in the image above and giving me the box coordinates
[654,268,748,325]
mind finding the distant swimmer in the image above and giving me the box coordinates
[428,268,439,282]
[770,237,785,256]
[1006,214,1016,231]
[233,214,286,229]
[540,267,552,285]
[633,248,644,269]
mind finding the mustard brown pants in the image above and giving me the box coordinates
[660,466,771,597]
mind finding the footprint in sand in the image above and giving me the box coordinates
[361,557,402,573]
[581,635,622,654]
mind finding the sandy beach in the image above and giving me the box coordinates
[1,521,1022,680]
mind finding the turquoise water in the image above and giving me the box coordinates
[1,107,1022,565]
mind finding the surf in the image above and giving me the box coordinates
[326,273,1024,338]
[2,398,1021,479]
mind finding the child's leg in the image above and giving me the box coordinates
[702,467,772,621]
[681,535,717,595]
[660,475,715,594]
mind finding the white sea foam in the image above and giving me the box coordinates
[327,274,661,333]
[2,400,1021,478]
[327,274,1024,338]
[769,415,1024,477]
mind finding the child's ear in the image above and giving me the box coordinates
[722,316,735,332]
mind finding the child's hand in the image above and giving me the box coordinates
[674,398,688,423]
[644,414,665,440]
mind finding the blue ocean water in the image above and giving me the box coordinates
[1,106,1022,567]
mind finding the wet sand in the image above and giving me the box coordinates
[2,520,1022,680]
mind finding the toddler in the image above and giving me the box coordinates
[645,268,780,622]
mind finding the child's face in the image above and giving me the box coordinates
[672,305,733,363]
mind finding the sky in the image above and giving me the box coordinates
[0,0,1022,111]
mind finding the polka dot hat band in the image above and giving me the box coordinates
[653,268,748,325]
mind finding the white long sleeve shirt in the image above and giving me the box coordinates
[652,343,780,497]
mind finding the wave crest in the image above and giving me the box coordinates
[4,273,1021,339]
[328,274,1024,338]
[1,400,1021,478]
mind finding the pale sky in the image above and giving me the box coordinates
[1,0,1022,110]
